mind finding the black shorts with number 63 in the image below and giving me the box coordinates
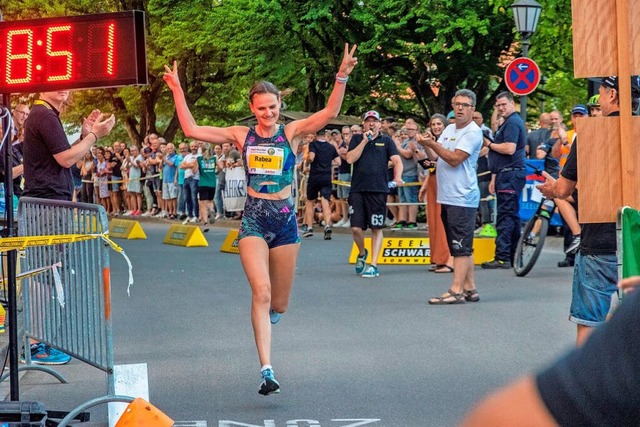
[348,192,387,231]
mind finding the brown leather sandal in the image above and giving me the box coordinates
[428,289,465,305]
[434,265,454,273]
[463,289,480,302]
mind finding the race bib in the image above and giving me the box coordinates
[246,146,284,175]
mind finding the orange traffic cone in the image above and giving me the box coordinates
[115,397,173,427]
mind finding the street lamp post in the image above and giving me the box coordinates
[511,0,542,124]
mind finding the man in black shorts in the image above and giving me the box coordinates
[346,110,402,278]
[301,129,340,239]
[419,89,483,305]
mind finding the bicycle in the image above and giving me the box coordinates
[513,171,556,277]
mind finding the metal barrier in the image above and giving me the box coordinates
[10,197,132,425]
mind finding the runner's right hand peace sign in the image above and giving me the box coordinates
[163,61,181,92]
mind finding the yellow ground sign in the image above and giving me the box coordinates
[163,225,208,247]
[348,237,496,265]
[220,229,240,254]
[109,219,147,239]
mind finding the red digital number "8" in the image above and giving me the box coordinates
[6,29,32,84]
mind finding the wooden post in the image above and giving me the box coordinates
[616,0,634,207]
[571,0,640,222]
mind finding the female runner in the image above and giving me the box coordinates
[163,44,358,395]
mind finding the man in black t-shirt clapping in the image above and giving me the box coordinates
[23,91,115,201]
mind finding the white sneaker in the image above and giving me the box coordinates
[182,217,192,225]
[189,217,198,223]
[141,211,152,217]
[123,210,132,216]
[340,220,350,228]
[334,219,346,227]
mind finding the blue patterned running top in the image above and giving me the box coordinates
[242,124,296,194]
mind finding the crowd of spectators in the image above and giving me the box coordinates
[5,96,594,245]
[5,107,248,232]
[295,113,492,248]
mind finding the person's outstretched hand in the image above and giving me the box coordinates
[338,43,358,77]
[163,60,181,91]
[82,109,101,137]
[91,113,116,139]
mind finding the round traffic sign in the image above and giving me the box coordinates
[504,57,541,96]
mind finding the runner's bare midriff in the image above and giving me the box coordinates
[247,185,292,200]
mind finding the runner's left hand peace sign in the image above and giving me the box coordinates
[337,43,358,77]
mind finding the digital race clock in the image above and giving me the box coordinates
[0,10,147,93]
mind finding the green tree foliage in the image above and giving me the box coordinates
[1,0,587,144]
[491,0,588,120]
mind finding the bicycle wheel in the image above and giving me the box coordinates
[513,215,549,277]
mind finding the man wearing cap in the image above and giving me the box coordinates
[551,105,587,169]
[301,128,340,239]
[347,110,402,278]
[481,91,527,269]
[330,128,344,148]
[538,75,639,345]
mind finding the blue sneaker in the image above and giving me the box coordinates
[22,343,71,365]
[355,248,368,275]
[259,367,280,396]
[361,265,379,278]
[269,309,281,324]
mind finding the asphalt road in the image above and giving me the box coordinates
[2,221,576,426]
